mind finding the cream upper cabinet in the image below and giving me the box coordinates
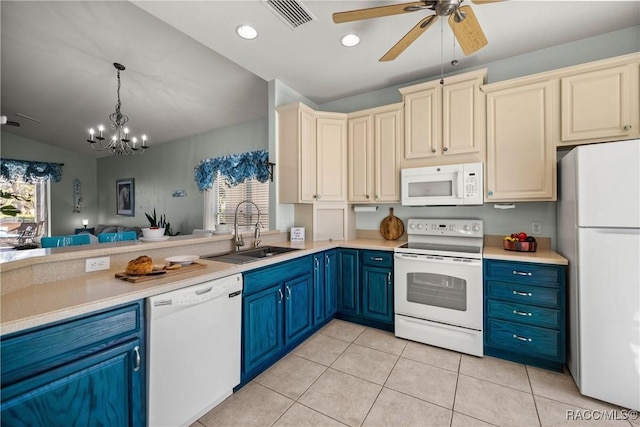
[316,112,348,202]
[278,103,347,203]
[400,69,487,168]
[348,104,403,203]
[484,78,558,202]
[559,56,639,145]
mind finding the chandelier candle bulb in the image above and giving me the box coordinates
[97,125,104,140]
[88,128,95,142]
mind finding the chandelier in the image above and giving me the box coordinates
[86,63,148,156]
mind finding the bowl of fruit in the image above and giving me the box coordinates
[504,232,537,252]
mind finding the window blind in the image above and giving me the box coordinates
[210,172,269,231]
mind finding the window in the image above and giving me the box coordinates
[0,179,49,235]
[204,172,268,232]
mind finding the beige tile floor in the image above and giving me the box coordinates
[193,319,638,427]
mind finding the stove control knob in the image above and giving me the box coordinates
[417,223,424,230]
[472,223,481,232]
[409,223,416,229]
[463,224,471,232]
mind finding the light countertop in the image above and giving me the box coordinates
[1,237,567,336]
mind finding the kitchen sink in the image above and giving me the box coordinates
[202,246,300,264]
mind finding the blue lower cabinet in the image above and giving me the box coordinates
[241,256,314,384]
[484,259,566,371]
[284,274,314,343]
[243,284,284,374]
[0,301,145,426]
[338,249,359,316]
[361,265,393,323]
[324,250,338,318]
[337,249,394,330]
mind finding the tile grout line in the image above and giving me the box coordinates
[524,365,543,427]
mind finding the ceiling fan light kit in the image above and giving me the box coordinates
[86,63,148,156]
[333,0,501,62]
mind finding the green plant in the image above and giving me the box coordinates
[145,208,179,236]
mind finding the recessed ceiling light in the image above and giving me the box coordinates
[236,25,258,40]
[341,33,360,47]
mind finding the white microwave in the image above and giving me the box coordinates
[401,162,483,206]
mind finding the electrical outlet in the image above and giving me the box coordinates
[86,256,110,272]
[531,222,543,235]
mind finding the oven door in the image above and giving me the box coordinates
[394,253,483,330]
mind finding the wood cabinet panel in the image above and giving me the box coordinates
[316,114,347,201]
[485,79,557,201]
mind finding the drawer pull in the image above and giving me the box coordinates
[372,257,384,262]
[512,270,532,276]
[513,310,532,317]
[512,290,533,297]
[133,346,141,372]
[512,334,532,342]
[387,272,392,285]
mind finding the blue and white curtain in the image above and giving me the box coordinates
[194,149,269,191]
[0,158,63,183]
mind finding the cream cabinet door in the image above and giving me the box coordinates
[442,75,484,156]
[299,107,318,202]
[561,64,636,143]
[348,115,373,202]
[403,83,440,159]
[316,114,347,202]
[486,80,557,201]
[374,108,402,202]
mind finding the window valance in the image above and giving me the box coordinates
[0,158,64,183]
[194,149,269,191]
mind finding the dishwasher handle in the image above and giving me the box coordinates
[151,274,243,308]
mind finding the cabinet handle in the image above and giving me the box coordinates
[431,148,436,153]
[133,346,141,372]
[325,255,330,265]
[313,194,317,199]
[624,124,632,131]
[387,272,392,285]
[512,334,532,342]
[372,257,383,262]
[374,195,378,200]
[286,286,291,299]
[513,310,532,317]
[512,290,533,297]
[278,288,284,303]
[314,257,319,270]
[512,270,532,276]
[366,194,370,199]
[443,147,449,152]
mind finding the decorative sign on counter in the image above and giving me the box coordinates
[290,227,305,242]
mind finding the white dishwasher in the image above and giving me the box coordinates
[147,273,243,427]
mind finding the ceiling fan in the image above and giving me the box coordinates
[333,0,504,62]
[0,116,20,127]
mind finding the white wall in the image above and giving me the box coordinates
[96,118,268,235]
[1,131,98,235]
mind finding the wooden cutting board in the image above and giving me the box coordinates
[379,207,404,240]
[115,262,207,283]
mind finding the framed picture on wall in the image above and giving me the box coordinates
[116,178,135,216]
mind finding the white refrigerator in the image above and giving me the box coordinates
[557,139,640,411]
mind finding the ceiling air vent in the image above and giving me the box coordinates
[262,0,316,29]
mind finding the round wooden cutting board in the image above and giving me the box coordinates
[379,207,404,240]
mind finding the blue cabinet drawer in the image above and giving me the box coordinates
[486,300,561,329]
[486,319,561,359]
[1,301,143,386]
[486,280,560,308]
[360,250,393,268]
[484,260,560,285]
[244,256,312,295]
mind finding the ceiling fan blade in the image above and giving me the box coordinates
[380,15,439,62]
[333,2,430,24]
[471,0,505,4]
[4,121,20,127]
[448,5,487,56]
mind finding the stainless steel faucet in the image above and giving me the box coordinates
[234,200,261,251]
